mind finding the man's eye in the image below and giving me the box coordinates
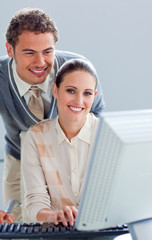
[25,52,34,55]
[44,51,52,55]
[67,89,75,94]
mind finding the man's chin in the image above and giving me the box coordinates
[28,72,49,84]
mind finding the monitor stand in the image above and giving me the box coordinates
[114,218,152,240]
[128,218,152,240]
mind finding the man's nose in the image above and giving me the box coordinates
[34,53,45,67]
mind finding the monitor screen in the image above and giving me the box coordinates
[76,109,152,231]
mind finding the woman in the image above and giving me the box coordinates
[22,58,100,226]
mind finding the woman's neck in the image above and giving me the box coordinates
[58,118,86,142]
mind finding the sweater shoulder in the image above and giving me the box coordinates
[0,55,10,69]
[55,50,86,66]
[0,56,11,80]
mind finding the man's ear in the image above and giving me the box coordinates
[6,42,14,58]
[52,83,58,99]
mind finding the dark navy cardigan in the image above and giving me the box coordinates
[0,50,104,160]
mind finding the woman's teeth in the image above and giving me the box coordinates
[69,106,82,112]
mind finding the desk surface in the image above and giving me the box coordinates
[114,233,132,240]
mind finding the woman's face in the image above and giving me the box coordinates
[53,70,97,127]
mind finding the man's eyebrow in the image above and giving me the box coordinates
[21,47,54,52]
[43,47,54,51]
[21,49,36,52]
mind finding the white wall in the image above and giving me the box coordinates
[0,0,152,111]
[0,0,152,208]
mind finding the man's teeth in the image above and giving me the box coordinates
[70,106,82,111]
[30,69,45,73]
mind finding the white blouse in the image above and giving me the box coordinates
[22,113,99,221]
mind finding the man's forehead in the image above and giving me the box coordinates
[16,31,56,50]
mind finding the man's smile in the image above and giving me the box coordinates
[28,67,48,76]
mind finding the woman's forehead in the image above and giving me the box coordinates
[62,70,96,85]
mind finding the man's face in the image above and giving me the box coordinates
[6,31,56,85]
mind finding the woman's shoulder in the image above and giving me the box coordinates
[88,113,100,135]
[88,112,100,125]
[30,118,56,133]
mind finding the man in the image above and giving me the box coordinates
[0,210,15,224]
[0,8,104,221]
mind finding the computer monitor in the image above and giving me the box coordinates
[75,109,152,231]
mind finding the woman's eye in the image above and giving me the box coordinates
[84,92,92,96]
[67,89,75,94]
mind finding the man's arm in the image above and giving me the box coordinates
[0,210,15,224]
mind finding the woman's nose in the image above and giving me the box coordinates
[76,93,83,105]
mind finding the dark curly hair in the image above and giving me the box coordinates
[6,8,59,48]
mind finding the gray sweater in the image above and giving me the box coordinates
[0,50,104,160]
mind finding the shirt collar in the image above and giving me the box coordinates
[12,59,55,97]
[55,114,93,145]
